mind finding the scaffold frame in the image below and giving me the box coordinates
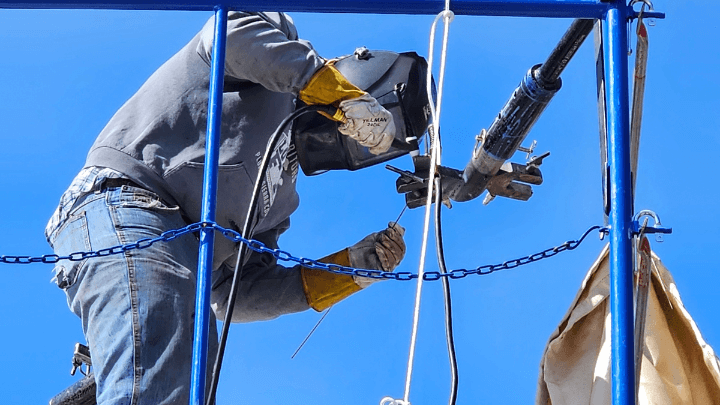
[2,2,664,405]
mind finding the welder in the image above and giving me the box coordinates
[44,12,428,405]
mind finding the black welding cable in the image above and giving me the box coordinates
[434,176,459,405]
[206,104,338,405]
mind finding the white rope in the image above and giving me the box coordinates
[380,397,409,405]
[400,5,454,405]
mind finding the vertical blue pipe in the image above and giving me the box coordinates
[190,5,227,405]
[603,3,634,405]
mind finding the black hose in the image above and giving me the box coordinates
[206,104,338,405]
[434,176,459,405]
[537,19,595,87]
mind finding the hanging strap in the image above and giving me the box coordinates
[630,17,649,194]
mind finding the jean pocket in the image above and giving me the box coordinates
[109,186,180,213]
[50,211,91,290]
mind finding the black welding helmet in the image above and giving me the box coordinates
[293,48,434,175]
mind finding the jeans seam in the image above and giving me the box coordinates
[112,205,143,405]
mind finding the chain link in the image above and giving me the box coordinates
[0,222,605,281]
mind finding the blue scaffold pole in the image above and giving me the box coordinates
[1,1,667,20]
[603,3,634,405]
[190,5,228,405]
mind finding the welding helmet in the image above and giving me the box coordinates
[293,48,434,175]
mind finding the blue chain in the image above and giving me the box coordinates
[0,222,605,281]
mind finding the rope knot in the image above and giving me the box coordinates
[440,9,455,22]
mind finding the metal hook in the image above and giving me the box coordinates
[630,0,655,28]
[633,209,662,227]
[633,209,665,242]
[630,0,654,12]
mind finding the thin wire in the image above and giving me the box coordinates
[291,307,332,359]
[402,6,454,404]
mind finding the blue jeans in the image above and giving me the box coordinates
[49,185,218,405]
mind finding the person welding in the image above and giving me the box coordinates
[46,11,431,404]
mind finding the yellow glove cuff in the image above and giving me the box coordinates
[299,63,366,122]
[301,248,362,312]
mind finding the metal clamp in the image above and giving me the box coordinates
[631,209,672,242]
[70,343,92,377]
[517,139,537,160]
[472,128,487,158]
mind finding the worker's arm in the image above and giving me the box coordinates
[210,219,405,322]
[197,11,324,95]
[210,218,308,323]
[197,11,395,154]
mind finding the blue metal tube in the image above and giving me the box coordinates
[189,6,227,405]
[2,0,610,18]
[603,4,634,405]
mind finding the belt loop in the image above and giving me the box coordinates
[104,185,113,206]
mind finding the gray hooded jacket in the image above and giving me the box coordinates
[85,12,325,321]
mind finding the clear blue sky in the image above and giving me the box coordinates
[1,1,718,404]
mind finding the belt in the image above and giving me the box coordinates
[100,177,146,191]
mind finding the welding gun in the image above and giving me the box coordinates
[391,19,595,208]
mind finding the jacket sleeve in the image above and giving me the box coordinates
[196,11,325,95]
[210,218,310,323]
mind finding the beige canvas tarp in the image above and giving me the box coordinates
[536,246,720,404]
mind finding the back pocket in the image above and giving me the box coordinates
[50,211,91,290]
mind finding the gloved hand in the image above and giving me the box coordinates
[338,94,396,155]
[298,63,396,155]
[349,223,406,288]
[300,222,406,311]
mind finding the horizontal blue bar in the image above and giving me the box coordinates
[2,0,612,18]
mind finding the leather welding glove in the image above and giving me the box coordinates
[337,94,395,155]
[300,223,406,311]
[298,62,396,155]
[348,223,406,288]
